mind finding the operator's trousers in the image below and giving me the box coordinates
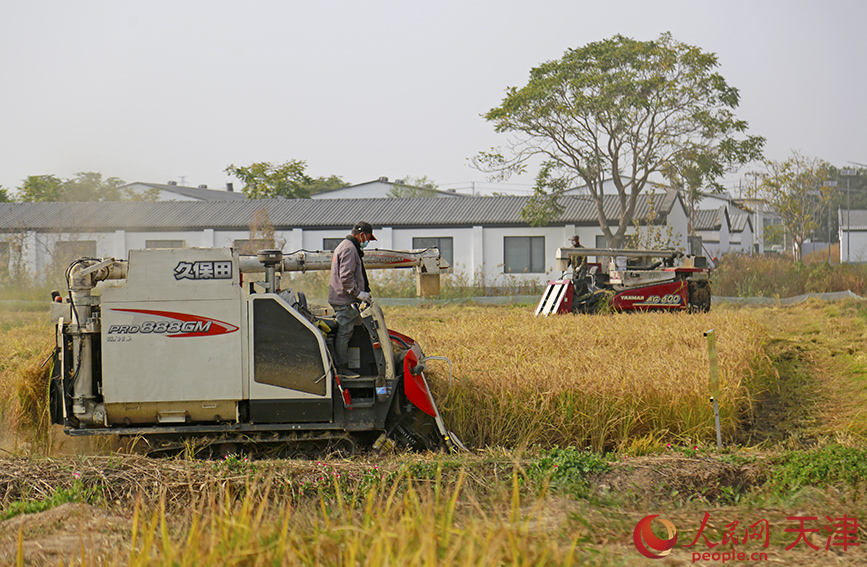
[330,303,361,371]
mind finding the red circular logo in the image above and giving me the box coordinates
[633,515,678,559]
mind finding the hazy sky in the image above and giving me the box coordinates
[2,1,864,197]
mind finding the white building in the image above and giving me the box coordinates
[697,193,765,254]
[728,211,755,254]
[839,209,867,263]
[693,206,731,259]
[0,192,690,286]
[121,182,247,202]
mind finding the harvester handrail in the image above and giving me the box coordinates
[556,247,683,259]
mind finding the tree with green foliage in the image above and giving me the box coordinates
[226,161,312,199]
[307,174,349,195]
[61,172,127,201]
[0,186,11,203]
[225,160,346,199]
[475,32,765,248]
[750,151,833,262]
[387,175,442,198]
[661,143,763,236]
[16,172,146,202]
[17,175,64,202]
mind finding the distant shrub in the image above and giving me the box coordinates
[713,253,867,298]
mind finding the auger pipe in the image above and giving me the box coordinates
[65,258,128,426]
[238,248,449,274]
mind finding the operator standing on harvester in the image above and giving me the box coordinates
[329,221,376,379]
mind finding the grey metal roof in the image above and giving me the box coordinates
[0,191,681,232]
[729,211,752,233]
[839,209,867,230]
[313,179,466,198]
[125,182,247,201]
[694,206,729,231]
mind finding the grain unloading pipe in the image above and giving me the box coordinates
[238,248,448,273]
[239,248,450,297]
[65,258,128,425]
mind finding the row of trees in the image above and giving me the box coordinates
[0,163,441,202]
[0,166,346,203]
[223,164,442,199]
[0,172,161,203]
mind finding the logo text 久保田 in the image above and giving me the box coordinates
[174,260,232,280]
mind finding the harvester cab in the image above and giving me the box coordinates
[48,246,464,457]
[535,247,712,315]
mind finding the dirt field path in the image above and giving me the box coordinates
[740,300,867,445]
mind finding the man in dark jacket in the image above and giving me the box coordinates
[328,221,376,378]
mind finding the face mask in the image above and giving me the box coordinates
[360,240,369,249]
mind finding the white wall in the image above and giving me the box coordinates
[731,221,754,253]
[696,222,731,259]
[123,230,216,251]
[16,231,116,280]
[390,226,475,274]
[839,228,867,262]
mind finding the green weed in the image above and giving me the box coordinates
[1,479,99,521]
[769,444,867,493]
[529,446,611,497]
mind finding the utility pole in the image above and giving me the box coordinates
[841,169,856,262]
[823,180,837,263]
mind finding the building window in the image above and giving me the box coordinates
[595,235,608,264]
[504,236,544,273]
[0,242,8,276]
[54,240,97,268]
[323,238,344,251]
[146,239,186,249]
[412,237,454,269]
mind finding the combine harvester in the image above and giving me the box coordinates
[536,247,712,315]
[48,247,464,457]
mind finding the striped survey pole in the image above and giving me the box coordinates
[704,329,722,450]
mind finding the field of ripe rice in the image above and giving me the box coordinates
[0,311,55,455]
[385,304,768,452]
[0,304,767,455]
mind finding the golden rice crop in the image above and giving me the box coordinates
[0,305,768,455]
[386,305,768,451]
[113,470,586,567]
[0,312,54,454]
